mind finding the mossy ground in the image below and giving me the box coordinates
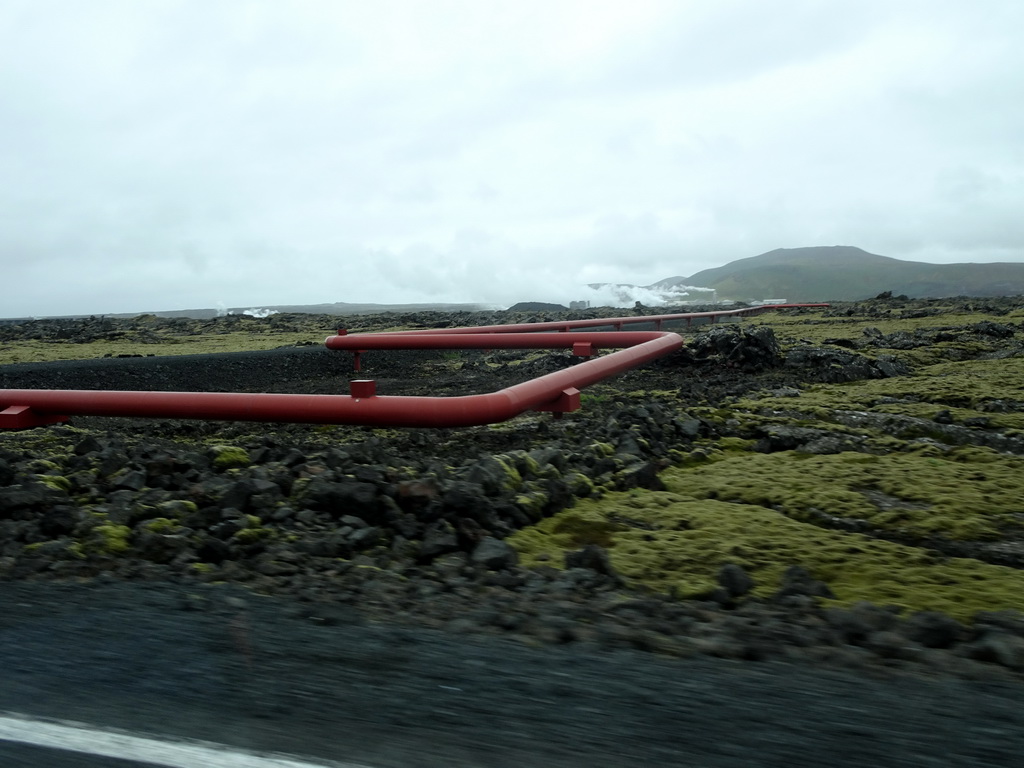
[735,357,1024,433]
[752,305,1024,345]
[0,330,320,365]
[666,449,1024,541]
[510,302,1024,622]
[7,301,1024,625]
[508,477,1024,621]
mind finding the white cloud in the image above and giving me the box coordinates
[1,0,1023,315]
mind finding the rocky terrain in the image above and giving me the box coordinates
[3,297,1024,684]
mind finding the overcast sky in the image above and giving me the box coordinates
[2,0,1023,316]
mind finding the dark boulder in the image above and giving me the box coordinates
[773,565,835,601]
[902,611,966,649]
[195,536,231,563]
[786,347,884,382]
[615,461,666,491]
[0,457,15,487]
[564,544,621,582]
[0,482,61,516]
[442,481,498,527]
[73,435,103,456]
[973,321,1014,338]
[301,478,382,523]
[39,505,82,538]
[133,530,193,564]
[349,526,383,550]
[689,325,784,372]
[395,478,440,513]
[718,563,755,599]
[471,537,519,571]
[464,456,521,496]
[418,520,460,562]
[963,633,1024,670]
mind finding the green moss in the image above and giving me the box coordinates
[505,450,542,478]
[535,464,562,480]
[144,517,182,534]
[0,329,323,365]
[514,491,549,521]
[28,459,61,473]
[234,527,273,544]
[211,445,251,469]
[493,455,523,491]
[511,506,627,556]
[507,488,1024,620]
[737,357,1024,432]
[666,451,1019,540]
[156,500,198,518]
[752,308,1018,347]
[34,474,72,492]
[673,448,716,468]
[84,524,132,555]
[715,437,757,452]
[288,476,312,504]
[666,449,689,465]
[565,471,596,497]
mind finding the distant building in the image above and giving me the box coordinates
[569,300,591,309]
[752,299,787,306]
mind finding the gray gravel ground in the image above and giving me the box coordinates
[2,581,1023,768]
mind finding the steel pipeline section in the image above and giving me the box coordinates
[0,304,827,429]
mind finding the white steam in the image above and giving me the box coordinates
[576,283,716,308]
[241,308,279,318]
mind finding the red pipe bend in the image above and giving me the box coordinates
[0,332,681,428]
[0,304,826,429]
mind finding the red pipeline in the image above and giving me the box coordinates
[0,304,827,429]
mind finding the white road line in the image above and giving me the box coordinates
[0,713,375,768]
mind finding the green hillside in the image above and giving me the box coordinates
[678,246,1024,302]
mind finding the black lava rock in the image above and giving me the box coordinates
[718,563,755,599]
[471,537,519,571]
[774,565,835,601]
[564,545,620,581]
[903,611,966,649]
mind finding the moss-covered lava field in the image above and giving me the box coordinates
[4,297,1024,673]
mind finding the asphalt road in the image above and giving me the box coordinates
[1,580,1023,768]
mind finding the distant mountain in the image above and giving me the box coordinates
[676,246,1024,302]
